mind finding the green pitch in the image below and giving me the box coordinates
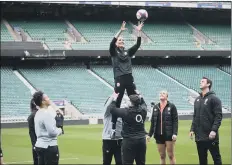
[2,119,231,164]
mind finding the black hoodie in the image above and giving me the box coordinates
[109,37,141,78]
[190,91,223,142]
[109,97,147,139]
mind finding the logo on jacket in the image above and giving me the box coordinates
[204,99,208,105]
[117,83,120,87]
[124,52,127,55]
[168,107,170,111]
[197,99,199,101]
[154,108,157,111]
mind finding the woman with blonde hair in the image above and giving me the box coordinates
[147,90,178,165]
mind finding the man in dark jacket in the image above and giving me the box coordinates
[55,110,64,134]
[27,98,39,165]
[189,77,222,165]
[108,91,148,165]
[109,21,144,138]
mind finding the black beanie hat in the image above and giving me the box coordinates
[129,94,141,106]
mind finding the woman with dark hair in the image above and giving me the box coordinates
[27,97,39,165]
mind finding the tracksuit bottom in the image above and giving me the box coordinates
[35,146,59,165]
[103,139,122,165]
[196,141,222,165]
[121,137,146,165]
[112,74,136,130]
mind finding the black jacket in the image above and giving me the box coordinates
[27,110,37,146]
[109,97,147,139]
[0,147,2,157]
[109,37,141,78]
[190,91,222,142]
[148,101,178,138]
[55,113,64,127]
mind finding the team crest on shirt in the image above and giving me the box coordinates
[204,99,208,105]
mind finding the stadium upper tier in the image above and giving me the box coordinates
[1,23,14,41]
[219,65,231,74]
[2,20,230,50]
[141,22,199,50]
[159,65,231,110]
[9,20,68,50]
[194,24,231,50]
[71,21,135,50]
[19,66,112,115]
[92,65,194,111]
[1,67,31,118]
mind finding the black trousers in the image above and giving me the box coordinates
[32,146,38,165]
[121,138,146,165]
[112,74,136,129]
[103,139,122,165]
[196,141,222,165]
[35,146,59,165]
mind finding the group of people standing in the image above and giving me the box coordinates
[102,21,223,165]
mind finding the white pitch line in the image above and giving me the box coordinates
[6,157,79,164]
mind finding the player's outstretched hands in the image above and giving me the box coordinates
[121,21,127,31]
[136,21,144,31]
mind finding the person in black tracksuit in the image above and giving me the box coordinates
[27,98,39,165]
[189,77,222,165]
[147,90,178,165]
[55,110,64,134]
[108,91,148,165]
[109,21,144,138]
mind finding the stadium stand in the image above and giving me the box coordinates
[195,25,231,50]
[219,65,231,74]
[1,22,14,41]
[9,20,68,50]
[71,21,136,50]
[141,22,199,50]
[19,65,112,115]
[1,67,31,118]
[92,65,194,111]
[158,65,231,110]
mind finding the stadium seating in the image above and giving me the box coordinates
[19,66,112,115]
[71,21,136,50]
[92,65,194,111]
[141,22,199,50]
[1,23,14,41]
[158,65,231,110]
[9,20,68,50]
[219,65,231,74]
[1,67,31,118]
[195,25,231,50]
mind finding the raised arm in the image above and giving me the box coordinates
[109,101,127,118]
[128,22,144,56]
[109,21,127,56]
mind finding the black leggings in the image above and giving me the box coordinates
[112,74,136,129]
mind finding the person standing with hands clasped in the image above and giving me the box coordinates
[33,91,63,165]
[189,77,222,165]
[147,90,178,165]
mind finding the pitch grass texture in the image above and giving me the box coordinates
[2,119,231,164]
